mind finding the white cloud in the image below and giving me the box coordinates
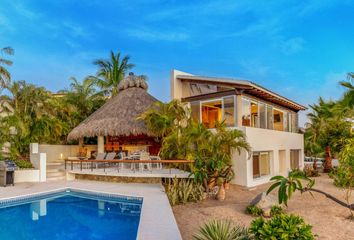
[280,37,305,55]
[125,28,189,42]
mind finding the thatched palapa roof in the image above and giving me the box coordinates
[67,73,158,140]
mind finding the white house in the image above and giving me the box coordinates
[170,70,307,187]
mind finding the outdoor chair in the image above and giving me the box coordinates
[104,152,117,169]
[94,152,107,169]
[138,152,152,172]
[150,155,162,170]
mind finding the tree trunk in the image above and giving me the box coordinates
[216,184,226,201]
[323,146,332,173]
[304,188,354,210]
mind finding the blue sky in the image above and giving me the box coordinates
[1,0,353,126]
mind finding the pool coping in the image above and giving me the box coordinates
[0,182,182,240]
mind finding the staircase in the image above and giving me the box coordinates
[46,160,66,181]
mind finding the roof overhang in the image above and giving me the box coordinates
[177,75,307,112]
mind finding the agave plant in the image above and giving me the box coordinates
[193,219,252,240]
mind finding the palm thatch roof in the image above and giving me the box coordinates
[67,73,158,140]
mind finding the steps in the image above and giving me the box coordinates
[46,161,66,181]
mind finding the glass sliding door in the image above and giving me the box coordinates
[259,103,266,129]
[242,98,251,126]
[273,109,284,131]
[223,96,235,127]
[253,151,271,178]
[267,106,273,130]
[190,101,200,123]
[201,100,222,128]
[251,102,259,127]
[290,150,300,170]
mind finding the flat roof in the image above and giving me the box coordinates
[177,74,307,111]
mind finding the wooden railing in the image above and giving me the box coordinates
[64,158,194,173]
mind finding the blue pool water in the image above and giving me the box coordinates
[0,190,142,240]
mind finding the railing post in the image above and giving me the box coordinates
[91,162,93,172]
[71,161,73,170]
[80,162,82,171]
[65,160,67,170]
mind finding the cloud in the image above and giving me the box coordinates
[11,1,38,19]
[280,37,305,55]
[125,28,190,42]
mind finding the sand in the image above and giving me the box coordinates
[173,174,354,240]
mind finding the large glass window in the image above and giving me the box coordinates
[290,150,300,170]
[253,151,271,178]
[273,109,284,131]
[267,106,273,130]
[259,103,266,129]
[223,96,235,127]
[251,102,259,127]
[201,100,222,128]
[190,101,200,123]
[242,98,251,126]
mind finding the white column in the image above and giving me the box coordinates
[236,95,243,127]
[79,138,84,147]
[97,136,104,153]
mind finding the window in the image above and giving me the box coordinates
[201,100,222,128]
[291,113,297,133]
[242,98,251,126]
[253,151,271,178]
[273,109,284,131]
[223,96,235,127]
[251,102,259,127]
[259,103,266,129]
[190,101,200,123]
[267,106,273,130]
[290,150,301,170]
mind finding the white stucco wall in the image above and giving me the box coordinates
[14,169,40,183]
[231,127,304,187]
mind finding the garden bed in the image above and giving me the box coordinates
[173,174,354,240]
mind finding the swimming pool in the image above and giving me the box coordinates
[0,189,142,240]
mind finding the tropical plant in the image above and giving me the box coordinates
[0,81,71,158]
[267,170,354,211]
[266,171,315,206]
[270,205,283,217]
[194,219,252,240]
[0,46,14,89]
[164,178,204,206]
[246,205,263,217]
[89,51,135,97]
[60,77,105,126]
[249,214,315,240]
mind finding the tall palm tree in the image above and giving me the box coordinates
[60,77,105,124]
[89,51,135,97]
[0,47,14,89]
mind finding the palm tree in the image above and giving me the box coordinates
[0,47,14,89]
[60,77,104,124]
[89,51,135,97]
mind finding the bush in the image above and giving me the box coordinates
[193,219,251,240]
[164,178,204,206]
[12,159,33,169]
[303,165,319,177]
[270,205,283,217]
[246,205,263,216]
[249,214,315,240]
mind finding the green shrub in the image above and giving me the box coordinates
[164,178,204,206]
[193,219,252,240]
[245,205,263,216]
[270,205,283,217]
[249,214,315,240]
[13,159,33,169]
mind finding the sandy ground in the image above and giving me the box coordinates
[173,174,354,240]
